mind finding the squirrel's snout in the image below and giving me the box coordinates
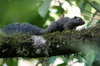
[73,16,85,25]
[80,19,85,24]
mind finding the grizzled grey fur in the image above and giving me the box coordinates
[2,16,85,35]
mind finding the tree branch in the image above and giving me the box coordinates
[0,24,100,58]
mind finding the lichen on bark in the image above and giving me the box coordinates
[0,24,100,58]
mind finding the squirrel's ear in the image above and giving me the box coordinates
[74,16,77,19]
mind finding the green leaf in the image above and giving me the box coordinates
[46,56,57,66]
[86,0,100,12]
[38,0,52,18]
[84,50,95,66]
[0,59,3,66]
[79,0,87,12]
[0,0,52,28]
[52,6,64,16]
[4,58,18,66]
[97,20,100,23]
[57,63,66,66]
[74,55,83,63]
[60,56,69,64]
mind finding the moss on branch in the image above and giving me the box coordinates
[0,24,100,58]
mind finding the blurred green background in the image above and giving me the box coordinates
[0,0,100,66]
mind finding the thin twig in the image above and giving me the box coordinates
[58,0,64,17]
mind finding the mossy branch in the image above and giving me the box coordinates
[0,24,100,58]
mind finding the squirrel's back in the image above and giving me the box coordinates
[2,23,42,35]
[2,17,85,35]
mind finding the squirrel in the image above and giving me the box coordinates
[2,16,85,35]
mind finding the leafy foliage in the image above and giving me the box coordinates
[0,0,100,66]
[86,0,100,12]
[0,0,51,28]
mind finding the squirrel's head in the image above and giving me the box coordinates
[64,16,85,30]
[71,16,85,26]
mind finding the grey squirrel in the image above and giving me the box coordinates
[2,16,85,35]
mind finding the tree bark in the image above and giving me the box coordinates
[0,24,100,58]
